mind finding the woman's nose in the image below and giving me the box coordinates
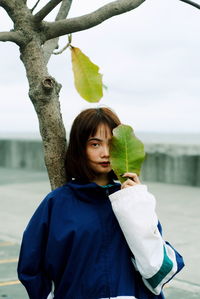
[101,145,110,157]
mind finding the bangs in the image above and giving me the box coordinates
[85,111,119,138]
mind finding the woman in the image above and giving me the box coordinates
[18,107,184,299]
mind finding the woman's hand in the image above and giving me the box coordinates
[121,172,141,189]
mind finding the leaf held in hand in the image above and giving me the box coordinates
[110,125,145,183]
[71,46,103,102]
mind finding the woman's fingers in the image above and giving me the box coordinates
[121,172,141,189]
[121,179,137,189]
[123,172,141,183]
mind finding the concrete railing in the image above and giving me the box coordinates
[141,143,200,186]
[0,139,45,171]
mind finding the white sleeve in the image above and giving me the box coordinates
[46,281,54,299]
[109,185,179,295]
[47,293,54,299]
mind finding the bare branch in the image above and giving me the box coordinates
[43,0,73,65]
[31,0,41,12]
[55,0,72,21]
[0,31,24,45]
[34,0,63,22]
[44,0,146,41]
[0,0,15,10]
[179,0,200,9]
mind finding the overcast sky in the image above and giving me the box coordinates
[0,0,200,134]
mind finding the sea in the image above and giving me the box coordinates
[0,131,200,145]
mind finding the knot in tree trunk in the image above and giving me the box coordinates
[42,76,55,92]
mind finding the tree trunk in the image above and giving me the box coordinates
[20,40,67,190]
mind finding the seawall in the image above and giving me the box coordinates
[142,143,200,186]
[0,139,200,186]
[0,139,45,171]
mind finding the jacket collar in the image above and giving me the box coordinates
[66,180,120,204]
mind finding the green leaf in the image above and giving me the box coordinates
[71,46,103,102]
[110,125,146,183]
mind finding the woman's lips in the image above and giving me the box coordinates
[99,162,110,167]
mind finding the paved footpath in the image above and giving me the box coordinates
[0,167,200,299]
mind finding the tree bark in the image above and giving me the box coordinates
[43,0,146,41]
[0,31,23,44]
[20,40,67,189]
[34,0,63,22]
[179,0,200,9]
[43,0,72,65]
[0,0,67,189]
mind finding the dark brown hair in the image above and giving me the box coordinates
[65,107,121,182]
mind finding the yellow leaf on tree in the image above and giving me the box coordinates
[70,46,103,103]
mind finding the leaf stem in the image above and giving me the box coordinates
[53,34,72,55]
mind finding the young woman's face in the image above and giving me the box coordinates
[86,123,112,183]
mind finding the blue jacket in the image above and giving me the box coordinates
[18,181,184,299]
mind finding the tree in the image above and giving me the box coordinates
[0,0,199,189]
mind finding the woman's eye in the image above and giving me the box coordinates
[92,143,100,147]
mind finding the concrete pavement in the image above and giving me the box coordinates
[0,167,200,298]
